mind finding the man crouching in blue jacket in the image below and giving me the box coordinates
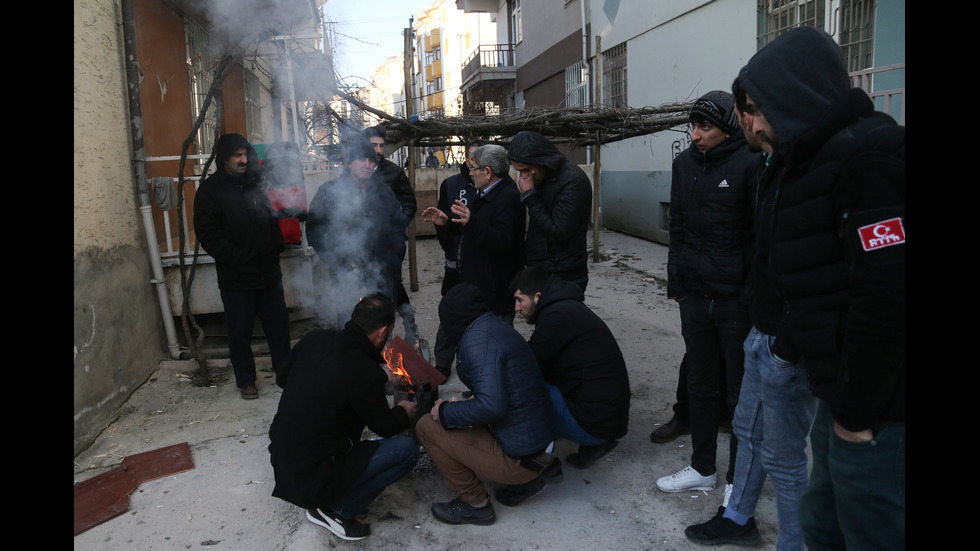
[417,284,559,525]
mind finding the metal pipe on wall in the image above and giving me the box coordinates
[121,0,182,359]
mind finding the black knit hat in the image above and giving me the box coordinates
[689,91,738,135]
[343,137,377,164]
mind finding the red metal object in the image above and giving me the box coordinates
[385,336,447,388]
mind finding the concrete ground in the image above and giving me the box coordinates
[73,229,781,551]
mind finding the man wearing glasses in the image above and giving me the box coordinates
[422,144,525,324]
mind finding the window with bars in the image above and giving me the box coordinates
[565,61,588,107]
[511,0,522,44]
[838,0,875,72]
[244,69,265,144]
[602,43,627,108]
[184,19,221,171]
[756,0,825,49]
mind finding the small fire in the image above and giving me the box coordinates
[383,344,415,392]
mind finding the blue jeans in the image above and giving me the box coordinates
[726,327,816,551]
[800,400,905,551]
[547,384,606,446]
[327,436,420,519]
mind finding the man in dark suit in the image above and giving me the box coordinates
[422,144,525,322]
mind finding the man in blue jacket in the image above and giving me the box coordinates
[416,284,558,525]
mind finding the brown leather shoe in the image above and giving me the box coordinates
[650,416,690,443]
[240,384,258,400]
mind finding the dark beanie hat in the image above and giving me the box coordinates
[343,137,377,164]
[689,91,738,135]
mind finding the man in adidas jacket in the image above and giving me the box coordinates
[657,91,758,496]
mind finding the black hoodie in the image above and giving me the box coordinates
[507,131,592,282]
[738,28,905,431]
[527,275,630,440]
[194,133,284,291]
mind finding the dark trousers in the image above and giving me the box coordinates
[679,295,750,483]
[433,269,461,374]
[800,400,905,551]
[220,280,292,388]
[670,354,730,426]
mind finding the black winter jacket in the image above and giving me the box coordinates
[454,176,525,315]
[528,276,630,440]
[194,134,284,292]
[740,27,905,431]
[667,134,757,300]
[306,173,407,296]
[508,132,592,282]
[374,157,417,223]
[268,323,410,509]
[434,168,477,262]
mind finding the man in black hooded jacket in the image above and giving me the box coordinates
[511,267,630,470]
[737,27,905,551]
[194,133,292,399]
[507,131,592,290]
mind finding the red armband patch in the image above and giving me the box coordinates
[857,217,905,251]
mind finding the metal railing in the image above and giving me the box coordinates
[461,44,515,82]
[850,62,905,125]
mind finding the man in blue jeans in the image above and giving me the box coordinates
[511,267,630,469]
[736,28,905,550]
[268,293,419,541]
[685,77,815,549]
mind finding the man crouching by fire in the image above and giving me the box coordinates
[268,293,418,541]
[417,284,560,525]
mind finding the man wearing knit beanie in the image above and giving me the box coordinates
[655,91,760,508]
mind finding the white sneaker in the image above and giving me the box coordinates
[722,483,734,507]
[656,466,717,493]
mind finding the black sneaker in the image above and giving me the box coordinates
[542,457,564,484]
[685,506,761,546]
[494,475,547,507]
[650,416,690,443]
[306,508,370,540]
[566,440,619,469]
[431,497,496,525]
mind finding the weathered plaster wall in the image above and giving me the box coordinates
[74,0,166,456]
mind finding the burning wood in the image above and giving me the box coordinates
[383,337,444,437]
[383,336,447,391]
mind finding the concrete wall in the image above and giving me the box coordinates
[75,0,167,456]
[592,0,756,243]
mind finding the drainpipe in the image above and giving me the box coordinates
[580,0,591,164]
[121,0,182,359]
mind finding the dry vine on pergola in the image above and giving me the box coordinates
[336,91,692,149]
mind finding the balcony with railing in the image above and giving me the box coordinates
[461,44,516,89]
[850,62,905,125]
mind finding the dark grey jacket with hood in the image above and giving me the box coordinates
[507,131,592,283]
